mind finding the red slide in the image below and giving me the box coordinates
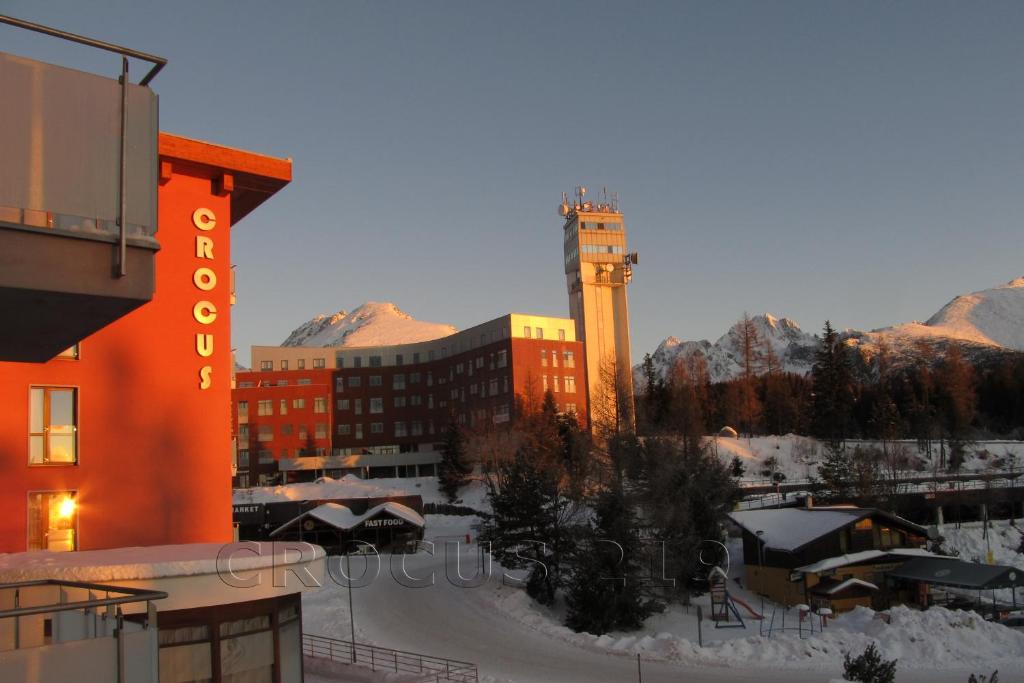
[728,594,764,620]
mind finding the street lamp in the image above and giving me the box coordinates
[755,529,766,632]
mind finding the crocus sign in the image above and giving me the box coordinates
[192,207,217,389]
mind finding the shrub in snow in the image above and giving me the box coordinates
[842,642,896,683]
[967,673,998,683]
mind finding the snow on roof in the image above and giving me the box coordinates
[272,501,425,536]
[728,508,867,551]
[796,548,942,575]
[0,542,326,583]
[819,578,879,595]
[233,474,409,505]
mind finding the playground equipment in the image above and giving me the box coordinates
[709,567,763,628]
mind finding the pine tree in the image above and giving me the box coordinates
[564,485,651,633]
[811,321,854,450]
[818,443,854,501]
[437,420,472,502]
[480,449,578,605]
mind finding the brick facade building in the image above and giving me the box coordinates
[232,313,587,485]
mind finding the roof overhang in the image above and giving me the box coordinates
[158,133,291,225]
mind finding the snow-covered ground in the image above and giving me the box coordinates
[303,514,1024,682]
[710,434,1023,484]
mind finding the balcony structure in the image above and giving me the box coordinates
[0,17,163,362]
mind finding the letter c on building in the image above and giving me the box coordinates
[192,208,216,231]
[193,301,218,325]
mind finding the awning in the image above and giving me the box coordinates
[887,557,1022,590]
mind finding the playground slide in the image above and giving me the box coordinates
[728,595,764,620]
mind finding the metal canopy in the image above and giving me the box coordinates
[887,557,1021,590]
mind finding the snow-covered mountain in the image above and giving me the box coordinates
[846,277,1024,361]
[643,314,818,383]
[643,277,1024,383]
[281,302,456,348]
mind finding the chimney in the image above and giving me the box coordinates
[805,495,814,509]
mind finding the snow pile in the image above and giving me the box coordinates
[494,580,1024,674]
[281,301,456,348]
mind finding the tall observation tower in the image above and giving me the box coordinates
[560,187,637,432]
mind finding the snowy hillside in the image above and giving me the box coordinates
[643,277,1024,382]
[281,301,456,347]
[644,314,818,384]
[848,276,1024,360]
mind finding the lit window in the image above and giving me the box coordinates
[29,387,77,464]
[257,400,273,416]
[523,326,531,338]
[297,359,306,369]
[552,376,560,393]
[280,399,288,415]
[280,360,289,371]
[27,491,77,551]
[558,329,566,341]
[314,397,327,413]
[292,398,306,409]
[536,327,543,340]
[238,401,248,418]
[541,350,548,367]
[564,376,576,393]
[563,350,574,367]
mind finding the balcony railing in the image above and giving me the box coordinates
[0,579,167,683]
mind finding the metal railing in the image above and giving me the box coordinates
[0,14,166,276]
[303,632,478,683]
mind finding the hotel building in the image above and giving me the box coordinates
[234,314,588,485]
[0,18,321,682]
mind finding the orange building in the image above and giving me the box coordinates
[0,20,322,683]
[0,133,290,553]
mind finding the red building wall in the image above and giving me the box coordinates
[232,336,587,484]
[0,134,289,552]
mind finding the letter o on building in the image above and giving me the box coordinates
[193,267,217,291]
[193,300,218,325]
[192,208,217,231]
